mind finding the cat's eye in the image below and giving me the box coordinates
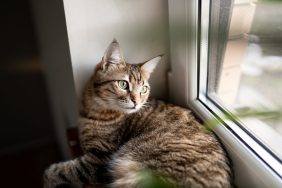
[141,86,149,94]
[118,80,129,90]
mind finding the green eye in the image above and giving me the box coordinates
[118,80,129,90]
[141,86,149,94]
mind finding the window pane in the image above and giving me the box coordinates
[207,0,282,159]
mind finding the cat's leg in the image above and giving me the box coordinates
[43,153,105,188]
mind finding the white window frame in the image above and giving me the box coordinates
[168,0,282,187]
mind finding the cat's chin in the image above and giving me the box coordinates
[112,106,139,114]
[102,105,139,114]
[115,106,142,114]
[112,104,142,114]
[121,108,140,114]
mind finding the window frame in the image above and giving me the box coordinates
[168,0,282,187]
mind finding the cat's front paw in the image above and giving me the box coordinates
[43,164,59,188]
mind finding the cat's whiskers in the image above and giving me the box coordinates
[140,102,149,109]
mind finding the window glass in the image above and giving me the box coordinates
[206,0,282,159]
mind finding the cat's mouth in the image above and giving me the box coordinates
[116,102,140,113]
[124,107,136,110]
[123,104,138,110]
[122,105,140,113]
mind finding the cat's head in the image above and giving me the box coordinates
[89,39,162,114]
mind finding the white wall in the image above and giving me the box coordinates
[63,0,170,101]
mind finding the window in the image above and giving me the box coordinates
[199,0,282,181]
[169,0,282,187]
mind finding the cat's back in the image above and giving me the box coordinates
[126,98,211,145]
[124,99,233,187]
[135,98,223,149]
[135,98,203,132]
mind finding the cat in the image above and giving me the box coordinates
[43,39,233,188]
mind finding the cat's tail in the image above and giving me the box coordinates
[43,153,100,188]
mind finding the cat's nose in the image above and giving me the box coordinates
[131,99,137,106]
[130,95,137,106]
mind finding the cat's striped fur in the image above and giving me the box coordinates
[44,39,233,188]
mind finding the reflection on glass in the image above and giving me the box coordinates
[207,0,282,159]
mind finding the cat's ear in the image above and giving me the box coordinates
[102,38,124,66]
[141,55,163,74]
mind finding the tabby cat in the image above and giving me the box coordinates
[44,39,233,188]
